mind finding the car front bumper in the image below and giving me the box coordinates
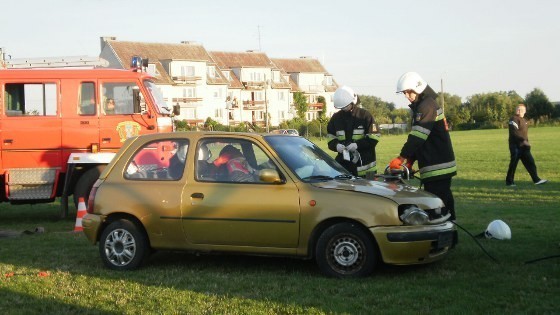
[372,222,457,265]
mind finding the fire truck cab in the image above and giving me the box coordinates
[0,58,177,217]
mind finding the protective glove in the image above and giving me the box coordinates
[336,143,346,153]
[389,156,404,170]
[351,151,361,164]
[346,143,358,152]
[405,159,416,174]
[405,159,415,170]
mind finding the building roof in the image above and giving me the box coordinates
[105,39,228,85]
[271,57,330,74]
[210,51,275,69]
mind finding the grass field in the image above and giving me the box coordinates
[1,127,559,314]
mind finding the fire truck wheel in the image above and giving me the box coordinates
[73,166,105,208]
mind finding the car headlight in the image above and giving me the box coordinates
[399,205,429,225]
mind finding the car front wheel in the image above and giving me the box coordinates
[315,222,378,278]
[99,219,149,270]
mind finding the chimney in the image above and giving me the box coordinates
[100,36,117,51]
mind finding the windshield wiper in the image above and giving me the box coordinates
[302,175,334,181]
[334,174,354,180]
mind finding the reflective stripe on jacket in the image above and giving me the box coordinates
[327,106,379,177]
[400,85,456,182]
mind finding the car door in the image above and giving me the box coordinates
[181,137,301,249]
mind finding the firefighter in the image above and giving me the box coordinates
[390,72,457,220]
[327,86,380,177]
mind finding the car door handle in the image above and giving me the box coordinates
[191,193,204,199]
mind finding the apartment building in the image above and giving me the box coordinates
[271,57,338,119]
[99,37,337,128]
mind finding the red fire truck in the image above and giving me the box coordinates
[0,57,178,217]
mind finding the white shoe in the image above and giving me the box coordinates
[535,179,548,185]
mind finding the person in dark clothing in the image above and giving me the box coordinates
[389,72,457,220]
[327,86,380,177]
[505,104,547,186]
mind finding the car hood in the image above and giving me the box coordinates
[310,178,443,208]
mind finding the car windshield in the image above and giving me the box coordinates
[265,135,351,181]
[144,80,170,114]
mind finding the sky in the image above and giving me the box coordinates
[2,0,559,107]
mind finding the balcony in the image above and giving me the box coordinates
[242,100,266,110]
[172,97,203,104]
[172,76,202,84]
[242,81,266,89]
[308,103,324,112]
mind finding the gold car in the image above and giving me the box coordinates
[82,132,456,278]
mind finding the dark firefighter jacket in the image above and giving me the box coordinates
[400,85,456,182]
[508,114,529,147]
[327,106,380,177]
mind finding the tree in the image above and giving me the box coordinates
[359,95,393,124]
[525,88,554,124]
[293,92,308,120]
[465,91,524,127]
[436,92,464,126]
[317,95,327,120]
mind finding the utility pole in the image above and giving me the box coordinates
[440,77,445,112]
[257,25,262,51]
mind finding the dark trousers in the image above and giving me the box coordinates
[506,144,540,184]
[424,178,455,220]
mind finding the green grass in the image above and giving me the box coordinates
[1,127,559,314]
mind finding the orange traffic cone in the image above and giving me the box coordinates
[74,197,87,232]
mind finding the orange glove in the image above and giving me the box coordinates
[389,156,404,169]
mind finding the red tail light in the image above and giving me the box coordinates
[87,179,101,214]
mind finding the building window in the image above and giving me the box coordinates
[250,72,262,81]
[185,108,196,119]
[183,87,196,98]
[278,91,285,101]
[254,91,264,101]
[215,108,224,118]
[223,71,231,81]
[207,66,217,78]
[147,64,159,76]
[213,88,223,98]
[181,66,195,77]
[325,76,333,86]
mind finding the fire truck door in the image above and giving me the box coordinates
[99,81,157,150]
[1,81,62,169]
[61,80,99,156]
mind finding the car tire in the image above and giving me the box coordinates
[73,166,105,208]
[99,219,149,270]
[315,222,378,278]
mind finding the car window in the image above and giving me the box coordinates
[265,135,349,180]
[195,138,278,183]
[124,139,189,180]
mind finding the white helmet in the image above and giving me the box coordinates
[484,220,511,240]
[333,86,358,109]
[396,72,427,94]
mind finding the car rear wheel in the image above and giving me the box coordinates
[315,222,378,278]
[99,219,149,270]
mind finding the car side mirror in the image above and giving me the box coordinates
[259,169,283,184]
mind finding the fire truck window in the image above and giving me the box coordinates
[78,82,96,115]
[5,83,57,116]
[124,139,189,180]
[102,82,142,115]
